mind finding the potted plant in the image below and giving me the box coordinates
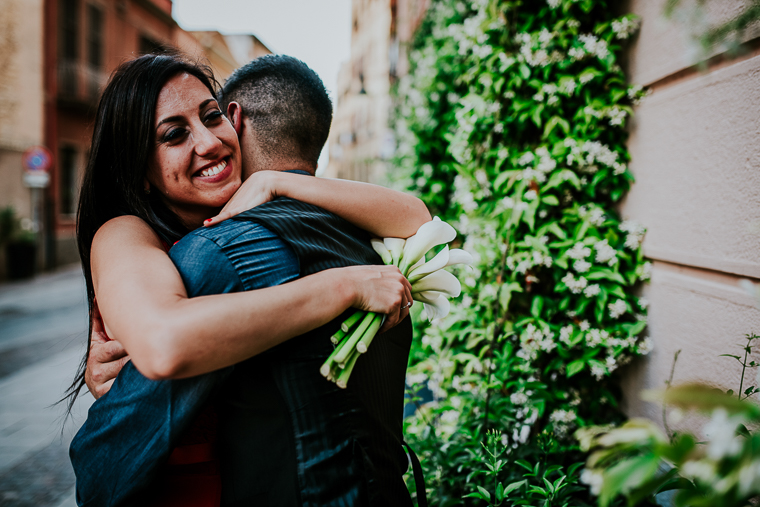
[0,207,38,280]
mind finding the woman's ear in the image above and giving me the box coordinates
[143,178,151,195]
[227,102,243,135]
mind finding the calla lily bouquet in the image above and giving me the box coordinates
[321,218,472,388]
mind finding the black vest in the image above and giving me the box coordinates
[219,198,413,507]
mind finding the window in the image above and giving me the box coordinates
[59,0,79,96]
[86,4,103,98]
[87,5,102,69]
[139,36,166,55]
[59,146,79,216]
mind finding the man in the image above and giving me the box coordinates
[72,55,427,506]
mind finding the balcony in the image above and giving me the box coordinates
[57,60,108,110]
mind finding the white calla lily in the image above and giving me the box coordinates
[399,219,457,275]
[445,249,474,268]
[371,238,393,265]
[383,237,406,267]
[408,255,426,273]
[407,246,450,283]
[415,291,450,320]
[411,269,461,298]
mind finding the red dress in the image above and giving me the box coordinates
[141,404,222,506]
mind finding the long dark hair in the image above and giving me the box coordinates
[63,52,220,412]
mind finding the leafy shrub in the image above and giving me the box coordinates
[392,0,651,504]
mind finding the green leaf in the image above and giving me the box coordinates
[476,485,491,502]
[585,269,627,285]
[567,360,585,377]
[531,296,544,318]
[626,320,647,337]
[496,482,504,502]
[599,454,660,507]
[542,194,559,206]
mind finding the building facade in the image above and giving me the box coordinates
[326,0,429,183]
[0,0,270,279]
[617,0,760,425]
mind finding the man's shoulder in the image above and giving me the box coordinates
[176,216,278,251]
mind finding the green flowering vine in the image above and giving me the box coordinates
[392,0,652,504]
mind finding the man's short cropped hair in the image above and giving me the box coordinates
[220,55,332,167]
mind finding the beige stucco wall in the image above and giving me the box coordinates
[620,0,760,423]
[0,0,45,220]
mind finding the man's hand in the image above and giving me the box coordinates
[85,303,130,399]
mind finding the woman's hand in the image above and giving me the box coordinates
[204,171,282,226]
[342,265,413,333]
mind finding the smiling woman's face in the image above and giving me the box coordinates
[147,72,242,228]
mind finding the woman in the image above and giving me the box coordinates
[71,53,429,503]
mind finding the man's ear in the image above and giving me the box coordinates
[227,102,244,135]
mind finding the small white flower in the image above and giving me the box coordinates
[591,364,606,379]
[524,189,538,201]
[594,240,617,265]
[580,469,603,496]
[638,261,652,281]
[637,337,653,355]
[574,260,591,273]
[681,461,715,484]
[608,299,627,319]
[705,409,745,460]
[580,320,590,331]
[567,242,592,260]
[518,152,535,166]
[583,284,601,297]
[562,273,588,294]
[510,392,529,405]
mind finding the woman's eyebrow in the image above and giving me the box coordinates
[156,98,218,129]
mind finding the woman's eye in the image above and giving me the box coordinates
[204,110,224,123]
[162,128,186,143]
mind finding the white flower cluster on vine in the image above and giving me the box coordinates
[612,16,641,39]
[564,138,627,175]
[620,220,646,249]
[516,31,563,67]
[562,272,588,294]
[594,239,617,266]
[608,299,628,319]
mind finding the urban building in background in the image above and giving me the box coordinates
[0,0,270,280]
[326,0,429,183]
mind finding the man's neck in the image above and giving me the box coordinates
[259,161,315,176]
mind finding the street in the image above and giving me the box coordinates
[0,265,92,507]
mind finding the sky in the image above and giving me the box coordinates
[173,0,353,173]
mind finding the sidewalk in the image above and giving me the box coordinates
[0,265,92,506]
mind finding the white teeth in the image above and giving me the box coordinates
[199,159,227,177]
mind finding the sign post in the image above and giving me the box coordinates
[22,146,53,270]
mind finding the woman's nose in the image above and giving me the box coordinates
[194,125,223,158]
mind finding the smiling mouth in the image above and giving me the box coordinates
[197,158,228,178]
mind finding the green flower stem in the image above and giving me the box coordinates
[331,327,347,345]
[356,314,383,353]
[341,310,364,333]
[320,339,350,377]
[333,312,375,365]
[336,349,361,389]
